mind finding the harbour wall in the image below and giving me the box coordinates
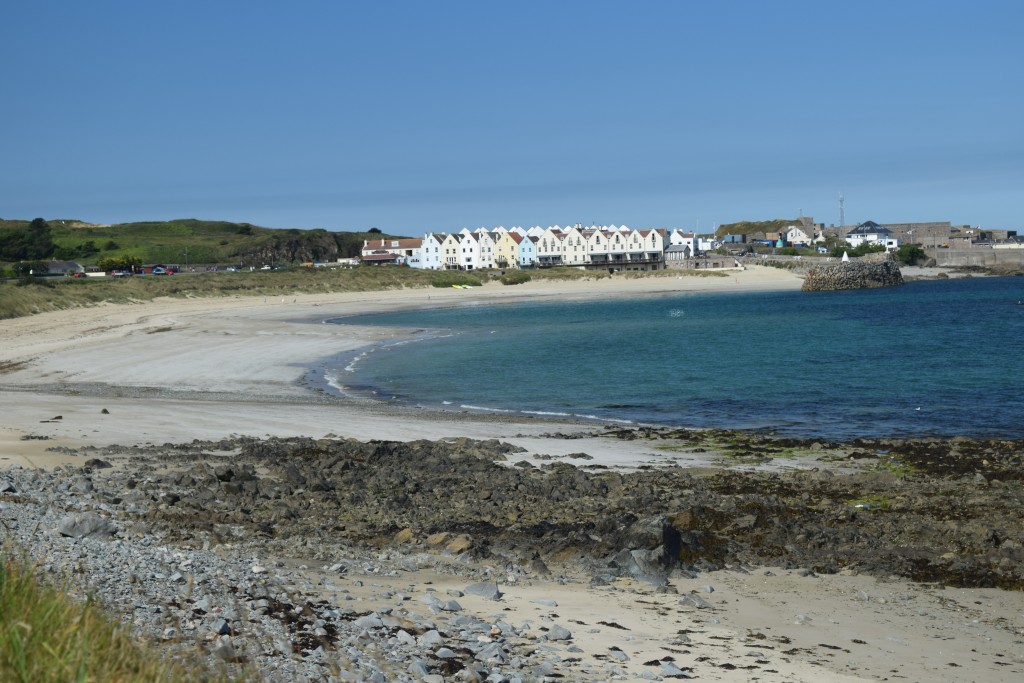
[801,254,904,292]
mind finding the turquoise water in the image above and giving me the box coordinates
[325,277,1024,440]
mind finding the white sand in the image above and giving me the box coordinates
[3,265,1022,681]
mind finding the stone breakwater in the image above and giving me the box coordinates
[801,255,904,292]
[3,430,1024,680]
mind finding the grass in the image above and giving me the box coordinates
[846,494,892,511]
[0,264,644,320]
[874,454,917,477]
[0,262,740,321]
[0,550,241,682]
[0,267,434,319]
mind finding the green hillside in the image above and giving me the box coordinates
[0,217,402,267]
[715,218,799,238]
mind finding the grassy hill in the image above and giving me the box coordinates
[715,218,799,238]
[0,217,401,267]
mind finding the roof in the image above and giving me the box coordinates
[849,221,893,235]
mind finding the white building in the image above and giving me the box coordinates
[418,233,445,270]
[845,221,899,251]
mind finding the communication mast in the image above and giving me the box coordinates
[838,192,845,228]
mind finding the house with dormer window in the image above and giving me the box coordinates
[845,221,898,251]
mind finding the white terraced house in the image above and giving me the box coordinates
[536,226,566,266]
[561,224,588,266]
[439,232,462,269]
[403,224,726,271]
[420,233,445,270]
[472,228,499,270]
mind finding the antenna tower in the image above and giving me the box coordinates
[838,192,845,228]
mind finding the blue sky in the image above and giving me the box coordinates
[2,1,1021,233]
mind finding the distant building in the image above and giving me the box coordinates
[46,260,84,275]
[845,221,899,251]
[360,238,423,266]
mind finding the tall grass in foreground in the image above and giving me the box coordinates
[0,551,241,682]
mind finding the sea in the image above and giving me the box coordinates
[322,277,1024,441]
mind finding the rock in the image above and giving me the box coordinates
[446,534,473,553]
[353,615,384,629]
[464,581,502,600]
[546,624,572,641]
[802,253,904,292]
[680,593,713,609]
[418,630,445,647]
[608,647,629,662]
[57,512,115,539]
[660,661,692,677]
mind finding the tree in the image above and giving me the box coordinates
[0,218,54,260]
[12,260,49,276]
[97,255,142,272]
[896,244,927,265]
[25,218,54,259]
[368,227,382,234]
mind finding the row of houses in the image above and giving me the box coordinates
[722,219,900,251]
[362,225,724,271]
[360,220,909,271]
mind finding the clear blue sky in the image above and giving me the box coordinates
[3,1,1021,233]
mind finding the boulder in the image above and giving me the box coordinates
[57,512,115,539]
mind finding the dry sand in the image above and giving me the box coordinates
[3,265,1022,681]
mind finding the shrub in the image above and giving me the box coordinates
[499,271,531,285]
[830,243,886,258]
[896,244,927,265]
[15,276,54,288]
[429,272,483,288]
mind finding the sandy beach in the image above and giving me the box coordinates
[0,266,803,469]
[3,265,1023,682]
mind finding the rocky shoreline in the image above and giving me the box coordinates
[4,428,1023,681]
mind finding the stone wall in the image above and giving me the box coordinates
[801,255,904,292]
[926,248,1024,268]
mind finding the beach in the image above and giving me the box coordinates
[0,266,803,469]
[2,264,1023,682]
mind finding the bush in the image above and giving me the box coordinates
[830,243,886,258]
[429,272,483,288]
[15,276,54,287]
[499,271,531,285]
[896,244,927,265]
[11,261,49,277]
